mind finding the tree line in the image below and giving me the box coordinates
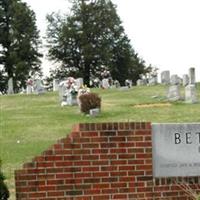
[0,0,151,93]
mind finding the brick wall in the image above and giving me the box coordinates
[15,122,200,200]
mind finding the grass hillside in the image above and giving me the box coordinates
[1,84,200,199]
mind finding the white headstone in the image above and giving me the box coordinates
[167,85,181,101]
[34,79,45,95]
[137,79,146,86]
[76,78,84,89]
[148,76,158,86]
[102,78,110,89]
[26,85,32,94]
[7,78,14,94]
[161,71,170,84]
[53,79,59,91]
[113,80,120,88]
[125,79,132,88]
[170,75,179,85]
[59,80,78,106]
[89,108,100,117]
[182,74,189,86]
[185,84,198,103]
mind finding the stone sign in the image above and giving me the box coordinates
[152,123,200,177]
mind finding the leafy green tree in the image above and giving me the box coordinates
[46,0,147,85]
[0,0,42,92]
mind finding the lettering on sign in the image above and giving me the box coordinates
[152,124,200,177]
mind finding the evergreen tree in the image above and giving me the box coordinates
[0,160,9,200]
[0,0,42,92]
[46,0,147,85]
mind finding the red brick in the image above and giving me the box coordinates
[136,165,152,170]
[110,148,126,154]
[118,131,133,136]
[100,154,117,159]
[100,143,116,148]
[54,149,72,155]
[82,143,99,148]
[135,130,151,135]
[75,173,92,178]
[84,189,101,195]
[92,149,108,154]
[45,156,63,161]
[91,137,108,143]
[55,161,73,167]
[74,161,91,166]
[118,154,135,159]
[37,162,54,168]
[109,137,126,142]
[111,160,127,165]
[29,192,46,198]
[93,172,109,177]
[112,194,127,199]
[92,160,109,165]
[83,166,99,172]
[136,141,152,147]
[83,155,99,160]
[118,165,135,171]
[81,131,98,137]
[110,171,127,176]
[73,149,90,154]
[136,153,152,159]
[93,183,109,189]
[56,173,73,179]
[111,182,127,188]
[118,142,135,147]
[128,160,144,165]
[101,166,117,171]
[37,174,55,180]
[73,137,90,143]
[101,188,118,194]
[47,191,64,197]
[38,185,56,191]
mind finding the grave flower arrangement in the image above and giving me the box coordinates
[66,77,78,96]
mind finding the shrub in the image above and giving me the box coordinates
[79,92,101,114]
[0,160,9,200]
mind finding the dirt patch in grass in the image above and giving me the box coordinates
[134,102,172,108]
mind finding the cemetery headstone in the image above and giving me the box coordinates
[182,74,189,86]
[189,67,195,84]
[53,79,59,91]
[102,78,110,89]
[26,78,33,94]
[170,74,179,85]
[89,108,100,117]
[113,80,120,88]
[185,84,198,103]
[7,77,14,94]
[34,79,45,95]
[59,77,78,106]
[75,78,83,89]
[161,70,170,84]
[137,79,146,86]
[167,85,181,101]
[148,76,158,86]
[125,79,132,88]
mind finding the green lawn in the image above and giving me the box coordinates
[1,84,200,199]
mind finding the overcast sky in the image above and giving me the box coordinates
[22,0,200,81]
